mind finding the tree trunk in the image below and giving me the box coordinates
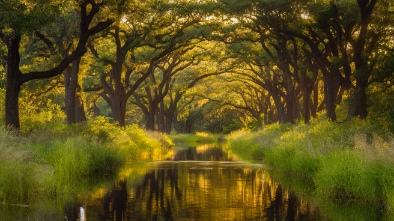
[324,68,341,121]
[164,111,174,134]
[75,91,87,123]
[285,91,296,123]
[145,111,156,131]
[64,57,86,124]
[348,80,368,119]
[111,93,127,127]
[163,99,178,134]
[5,36,22,130]
[302,87,311,124]
[311,82,319,118]
[346,0,376,120]
[157,101,165,133]
[3,0,113,131]
[299,69,316,123]
[271,92,286,124]
[5,74,21,130]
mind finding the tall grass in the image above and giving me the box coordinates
[0,118,173,207]
[226,115,394,219]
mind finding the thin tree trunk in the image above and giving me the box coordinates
[75,93,87,123]
[271,93,286,124]
[157,101,165,132]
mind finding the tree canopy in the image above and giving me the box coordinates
[1,0,393,133]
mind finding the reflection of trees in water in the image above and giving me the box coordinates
[92,167,321,220]
[104,181,128,221]
[80,147,322,220]
[172,145,231,161]
[132,166,180,220]
[263,182,322,221]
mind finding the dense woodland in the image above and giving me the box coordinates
[1,0,393,134]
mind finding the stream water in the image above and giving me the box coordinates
[68,144,323,220]
[1,144,325,220]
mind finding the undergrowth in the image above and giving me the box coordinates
[226,115,394,220]
[0,117,173,206]
[170,131,220,145]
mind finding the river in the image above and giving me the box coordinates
[70,143,323,220]
[1,143,325,220]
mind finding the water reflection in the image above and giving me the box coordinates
[171,144,233,161]
[78,145,322,220]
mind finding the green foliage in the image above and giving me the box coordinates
[0,118,173,205]
[19,98,66,134]
[0,162,36,204]
[368,85,394,134]
[225,124,289,161]
[224,129,263,161]
[0,0,60,34]
[226,115,394,217]
[124,124,174,160]
[171,132,220,145]
[315,151,376,202]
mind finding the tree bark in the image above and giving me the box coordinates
[271,92,286,124]
[324,67,342,121]
[348,80,368,119]
[5,36,22,130]
[64,57,86,124]
[347,0,377,120]
[145,110,156,131]
[2,0,113,130]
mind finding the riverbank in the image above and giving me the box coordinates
[0,117,173,208]
[170,132,221,145]
[225,117,394,220]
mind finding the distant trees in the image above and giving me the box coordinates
[217,0,394,123]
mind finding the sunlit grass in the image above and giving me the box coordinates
[170,131,220,145]
[0,118,173,207]
[225,114,394,218]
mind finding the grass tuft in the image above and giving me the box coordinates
[226,115,394,218]
[0,118,173,207]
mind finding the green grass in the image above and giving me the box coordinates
[225,115,394,219]
[0,118,173,207]
[170,132,220,145]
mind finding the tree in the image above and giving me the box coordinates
[218,0,393,122]
[34,8,87,124]
[90,0,212,127]
[132,48,199,131]
[0,0,113,130]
